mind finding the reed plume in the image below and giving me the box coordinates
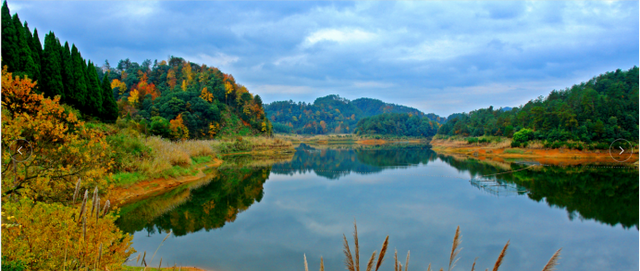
[304,254,309,271]
[159,257,163,269]
[354,220,360,271]
[79,189,88,218]
[541,248,562,271]
[101,200,110,217]
[426,263,431,271]
[375,235,389,271]
[136,253,141,264]
[72,178,81,204]
[141,251,147,266]
[394,249,398,271]
[365,251,376,271]
[320,256,325,271]
[90,187,98,216]
[95,194,100,223]
[492,240,510,271]
[404,251,410,271]
[82,215,86,242]
[398,262,402,271]
[448,226,462,271]
[149,230,172,268]
[470,257,477,271]
[343,234,355,271]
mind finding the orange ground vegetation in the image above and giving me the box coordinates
[107,158,223,207]
[431,142,639,166]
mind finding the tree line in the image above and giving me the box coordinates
[1,1,118,122]
[354,112,440,137]
[438,67,639,147]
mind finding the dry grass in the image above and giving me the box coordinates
[308,222,561,271]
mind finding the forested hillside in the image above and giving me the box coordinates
[438,67,639,146]
[354,113,440,137]
[265,95,445,134]
[0,1,271,140]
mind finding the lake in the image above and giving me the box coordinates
[118,143,639,271]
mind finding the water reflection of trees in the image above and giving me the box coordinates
[117,167,270,236]
[439,155,639,229]
[270,144,437,179]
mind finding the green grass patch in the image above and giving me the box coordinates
[503,148,526,154]
[191,155,213,164]
[157,165,199,179]
[109,172,148,187]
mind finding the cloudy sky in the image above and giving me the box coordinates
[9,1,639,116]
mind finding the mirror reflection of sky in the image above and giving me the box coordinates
[125,148,638,271]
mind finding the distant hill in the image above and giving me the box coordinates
[265,95,445,134]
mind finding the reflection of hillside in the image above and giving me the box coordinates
[270,144,437,179]
[117,167,270,236]
[439,154,639,229]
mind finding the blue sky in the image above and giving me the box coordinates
[9,1,639,116]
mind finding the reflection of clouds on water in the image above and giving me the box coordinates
[122,147,638,271]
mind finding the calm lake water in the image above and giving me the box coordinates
[118,144,638,271]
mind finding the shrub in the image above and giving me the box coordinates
[2,196,134,270]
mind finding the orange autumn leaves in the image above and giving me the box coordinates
[1,66,111,201]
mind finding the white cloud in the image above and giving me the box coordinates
[352,81,394,88]
[302,28,376,48]
[253,84,313,95]
[191,53,240,67]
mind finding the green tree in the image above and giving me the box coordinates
[39,32,64,99]
[101,72,119,122]
[12,14,37,79]
[85,61,103,116]
[70,44,88,110]
[1,0,18,72]
[23,22,41,83]
[60,41,73,103]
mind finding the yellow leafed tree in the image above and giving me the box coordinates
[200,87,213,102]
[169,114,189,140]
[181,79,187,91]
[110,79,127,95]
[127,89,140,107]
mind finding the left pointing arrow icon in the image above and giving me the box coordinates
[17,146,23,155]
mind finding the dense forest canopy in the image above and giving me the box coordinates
[265,95,445,134]
[1,1,271,140]
[354,112,440,137]
[438,67,639,146]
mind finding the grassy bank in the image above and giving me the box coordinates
[105,127,294,190]
[430,135,639,166]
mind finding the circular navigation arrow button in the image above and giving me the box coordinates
[609,139,633,162]
[10,139,33,163]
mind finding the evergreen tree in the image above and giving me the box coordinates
[60,41,73,103]
[1,0,18,72]
[23,22,41,83]
[12,14,37,78]
[70,44,88,110]
[101,72,119,122]
[39,32,64,99]
[85,61,103,116]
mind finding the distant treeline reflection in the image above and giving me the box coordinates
[270,143,438,179]
[439,155,639,230]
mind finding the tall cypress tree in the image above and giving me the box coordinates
[71,44,88,110]
[101,72,119,122]
[40,32,64,99]
[1,1,18,72]
[12,14,37,78]
[23,22,41,83]
[60,41,74,104]
[85,61,103,116]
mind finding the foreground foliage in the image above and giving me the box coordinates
[1,68,134,270]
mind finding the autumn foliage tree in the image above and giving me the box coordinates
[1,67,134,269]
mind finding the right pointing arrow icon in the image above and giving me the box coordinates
[619,146,624,155]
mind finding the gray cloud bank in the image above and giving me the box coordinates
[11,1,638,116]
